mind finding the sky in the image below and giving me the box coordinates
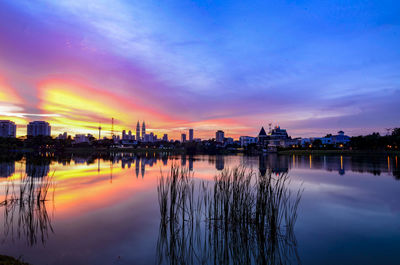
[0,0,399,139]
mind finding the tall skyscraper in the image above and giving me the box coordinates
[216,130,224,143]
[142,121,146,140]
[27,121,51,137]
[0,120,16,138]
[189,128,194,141]
[136,121,140,141]
[181,133,186,143]
[163,134,168,141]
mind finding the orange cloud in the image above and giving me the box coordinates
[0,75,23,104]
[37,79,185,137]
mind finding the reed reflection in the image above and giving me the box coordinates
[157,166,302,265]
[0,171,54,246]
[0,152,398,181]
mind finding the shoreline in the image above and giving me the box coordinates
[277,149,400,155]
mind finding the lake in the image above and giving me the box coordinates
[0,153,399,265]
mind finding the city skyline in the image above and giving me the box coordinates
[0,1,399,139]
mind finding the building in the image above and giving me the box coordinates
[258,127,268,146]
[331,131,350,145]
[0,120,16,137]
[224,137,234,145]
[240,136,257,147]
[136,121,141,141]
[57,132,68,140]
[189,129,194,141]
[162,134,168,141]
[142,121,146,140]
[304,131,350,147]
[216,130,224,143]
[74,134,90,144]
[181,133,186,143]
[268,126,289,147]
[27,121,51,137]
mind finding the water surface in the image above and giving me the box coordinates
[0,153,399,265]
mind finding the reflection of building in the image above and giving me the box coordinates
[135,157,140,178]
[216,130,224,143]
[141,158,145,178]
[267,154,289,174]
[0,161,15,178]
[259,155,267,176]
[189,155,194,171]
[26,161,50,178]
[27,121,51,137]
[0,120,16,137]
[181,155,186,167]
[216,155,224,171]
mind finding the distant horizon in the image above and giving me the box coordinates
[1,1,399,140]
[2,118,396,140]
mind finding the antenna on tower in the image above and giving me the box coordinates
[98,123,102,139]
[111,117,114,138]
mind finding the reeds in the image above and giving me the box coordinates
[0,172,55,246]
[157,165,303,265]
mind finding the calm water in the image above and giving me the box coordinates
[0,153,399,265]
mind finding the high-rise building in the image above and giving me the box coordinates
[0,120,16,138]
[122,130,127,140]
[181,133,186,143]
[57,132,68,140]
[189,129,194,141]
[163,134,168,141]
[128,130,132,140]
[27,121,51,137]
[142,121,146,140]
[216,130,224,143]
[136,121,140,141]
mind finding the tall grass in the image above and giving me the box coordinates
[0,172,55,246]
[157,165,303,265]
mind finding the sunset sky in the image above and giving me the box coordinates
[0,0,399,139]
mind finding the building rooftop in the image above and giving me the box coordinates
[258,127,267,136]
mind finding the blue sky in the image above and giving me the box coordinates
[0,0,399,137]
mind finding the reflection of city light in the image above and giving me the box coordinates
[309,155,312,169]
[396,156,398,169]
[293,155,295,167]
[388,156,390,172]
[340,156,343,170]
